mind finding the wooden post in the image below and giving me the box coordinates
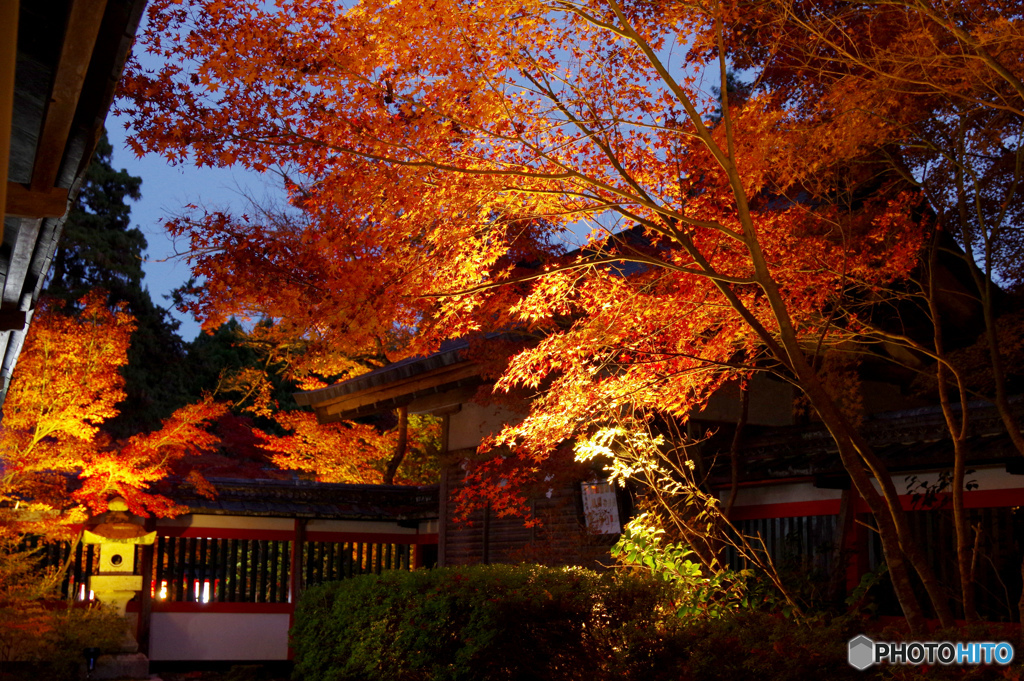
[290,518,306,603]
[136,519,156,655]
[437,413,450,567]
[836,489,869,596]
[0,0,18,241]
[287,518,306,662]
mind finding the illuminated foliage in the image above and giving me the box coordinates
[0,294,225,539]
[118,0,1024,630]
[178,319,441,485]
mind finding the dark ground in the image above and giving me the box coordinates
[154,663,292,681]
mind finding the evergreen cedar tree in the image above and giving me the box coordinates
[119,0,1023,631]
[45,130,192,438]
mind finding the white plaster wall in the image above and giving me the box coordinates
[149,612,291,660]
[878,465,1024,493]
[448,402,522,451]
[725,467,1024,509]
[728,482,843,508]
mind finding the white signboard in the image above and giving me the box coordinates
[581,481,621,534]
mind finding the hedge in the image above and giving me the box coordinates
[290,564,688,681]
[294,564,990,681]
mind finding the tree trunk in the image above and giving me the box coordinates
[811,403,931,634]
[670,28,951,631]
[927,228,979,620]
[979,283,1024,456]
[382,405,408,485]
[723,383,749,519]
[949,132,1024,459]
[749,238,953,631]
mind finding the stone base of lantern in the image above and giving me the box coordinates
[84,651,150,680]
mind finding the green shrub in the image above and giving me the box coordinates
[0,602,128,681]
[291,564,689,681]
[292,566,1023,681]
[670,611,860,681]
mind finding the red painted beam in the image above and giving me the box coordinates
[728,499,842,520]
[729,488,1024,520]
[158,527,295,541]
[305,531,438,544]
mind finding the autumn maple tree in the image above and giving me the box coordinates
[117,0,1024,631]
[173,316,441,484]
[0,292,226,540]
[723,0,1024,622]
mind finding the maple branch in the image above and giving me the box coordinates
[210,112,578,183]
[520,68,658,210]
[467,54,743,241]
[550,2,633,41]
[891,0,1024,105]
[289,100,741,243]
[423,252,758,299]
[623,348,773,375]
[603,0,733,171]
[669,230,795,374]
[716,5,738,168]
[775,0,1024,118]
[502,86,745,240]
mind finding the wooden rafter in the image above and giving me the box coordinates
[30,0,108,193]
[0,310,25,332]
[0,0,18,239]
[5,182,69,218]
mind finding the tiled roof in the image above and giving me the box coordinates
[157,476,438,520]
[293,338,469,408]
[709,400,1024,485]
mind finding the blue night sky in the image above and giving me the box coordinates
[104,117,274,342]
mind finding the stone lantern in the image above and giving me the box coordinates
[82,496,156,618]
[81,496,156,680]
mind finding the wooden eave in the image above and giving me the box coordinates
[314,361,482,423]
[0,0,146,407]
[294,340,485,423]
[706,399,1024,487]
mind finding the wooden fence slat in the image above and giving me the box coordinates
[228,539,238,602]
[198,538,209,602]
[240,540,251,602]
[268,540,279,602]
[281,540,289,600]
[31,531,425,606]
[209,538,220,602]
